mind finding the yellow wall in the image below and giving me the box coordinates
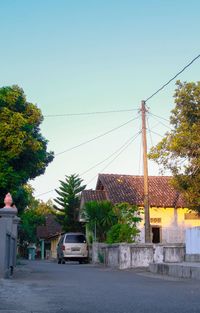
[50,236,60,259]
[138,207,200,243]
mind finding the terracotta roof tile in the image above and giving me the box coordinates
[81,190,107,203]
[37,214,62,239]
[95,174,185,208]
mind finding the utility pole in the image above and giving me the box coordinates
[141,100,151,243]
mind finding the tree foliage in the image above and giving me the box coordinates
[35,199,54,215]
[149,81,200,211]
[113,202,142,225]
[18,185,53,245]
[107,203,141,244]
[20,208,45,244]
[84,200,117,242]
[53,174,86,232]
[84,201,141,243]
[107,224,137,244]
[0,85,54,210]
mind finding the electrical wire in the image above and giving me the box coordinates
[35,131,141,198]
[35,188,55,197]
[86,130,142,186]
[138,127,142,175]
[80,133,140,176]
[148,113,172,130]
[147,129,164,138]
[145,54,200,102]
[35,54,200,196]
[147,117,154,148]
[55,115,139,156]
[148,112,170,123]
[44,108,138,118]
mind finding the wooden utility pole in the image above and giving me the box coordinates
[141,100,151,243]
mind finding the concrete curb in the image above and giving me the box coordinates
[149,262,200,280]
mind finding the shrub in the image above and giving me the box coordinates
[106,223,140,244]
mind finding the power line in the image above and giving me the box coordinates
[80,133,140,176]
[148,113,172,130]
[35,188,55,197]
[149,112,170,123]
[86,131,142,186]
[44,108,138,118]
[55,115,139,156]
[35,131,141,198]
[145,54,200,102]
[35,55,200,196]
[147,117,154,148]
[138,128,142,175]
[147,129,164,138]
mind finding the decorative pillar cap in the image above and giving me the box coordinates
[0,193,18,214]
[4,193,13,208]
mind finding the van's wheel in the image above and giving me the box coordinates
[84,258,89,264]
[79,260,83,264]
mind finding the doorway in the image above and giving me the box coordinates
[152,226,161,243]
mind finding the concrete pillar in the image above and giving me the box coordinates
[0,207,20,278]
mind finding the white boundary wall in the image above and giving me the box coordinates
[93,243,185,269]
[186,227,200,254]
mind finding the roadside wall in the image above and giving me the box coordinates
[185,227,200,262]
[186,227,200,254]
[93,243,185,269]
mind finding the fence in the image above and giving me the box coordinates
[0,206,20,278]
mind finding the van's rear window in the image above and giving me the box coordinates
[65,235,86,243]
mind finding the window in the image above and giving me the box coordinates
[65,234,86,243]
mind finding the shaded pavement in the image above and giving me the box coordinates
[0,260,199,313]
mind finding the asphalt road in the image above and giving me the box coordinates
[0,260,199,313]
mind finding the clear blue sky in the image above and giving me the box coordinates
[0,0,199,200]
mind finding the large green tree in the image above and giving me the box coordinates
[19,185,53,248]
[53,174,86,232]
[0,85,54,210]
[149,81,200,211]
[20,208,45,244]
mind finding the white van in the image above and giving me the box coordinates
[57,233,89,264]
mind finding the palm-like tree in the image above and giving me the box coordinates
[84,200,117,242]
[54,174,86,232]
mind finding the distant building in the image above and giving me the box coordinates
[80,174,200,244]
[37,214,63,259]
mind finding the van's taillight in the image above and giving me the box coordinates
[62,245,65,251]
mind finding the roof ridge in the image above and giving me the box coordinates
[99,173,173,178]
[83,189,107,193]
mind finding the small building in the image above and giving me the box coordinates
[80,174,200,244]
[37,214,62,259]
[47,233,63,259]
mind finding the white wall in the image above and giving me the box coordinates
[186,227,200,254]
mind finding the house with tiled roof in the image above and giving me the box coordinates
[80,174,200,244]
[37,214,63,259]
